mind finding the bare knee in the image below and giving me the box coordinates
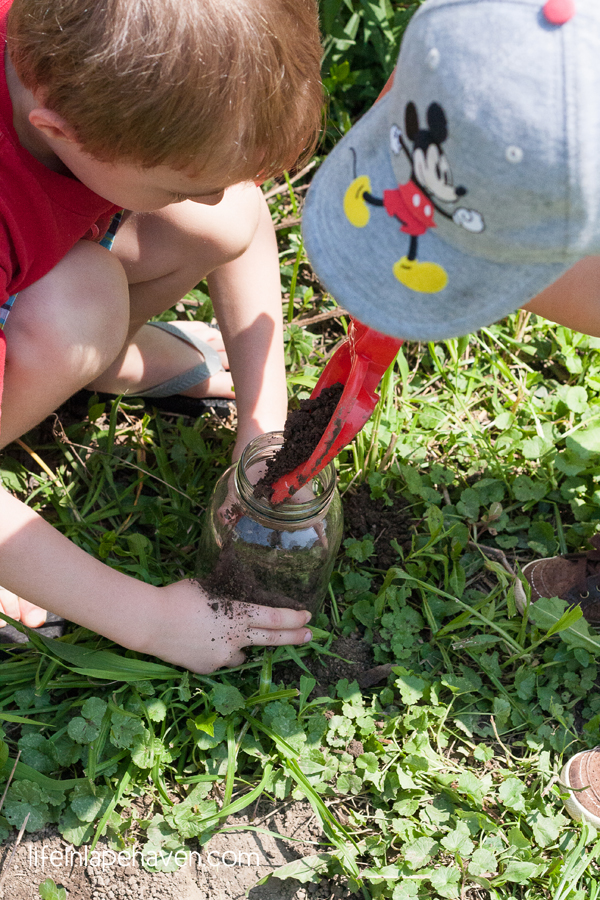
[5,241,129,383]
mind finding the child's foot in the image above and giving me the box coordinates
[135,320,235,400]
[514,534,600,621]
[560,747,600,826]
[0,587,47,628]
[89,319,235,402]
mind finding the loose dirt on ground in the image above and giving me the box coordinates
[0,801,348,900]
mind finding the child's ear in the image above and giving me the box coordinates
[28,107,78,145]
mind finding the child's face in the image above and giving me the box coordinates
[58,145,227,211]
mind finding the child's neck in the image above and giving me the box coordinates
[4,49,72,176]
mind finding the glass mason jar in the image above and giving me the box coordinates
[196,432,343,617]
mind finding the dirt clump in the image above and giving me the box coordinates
[343,482,413,570]
[254,383,344,501]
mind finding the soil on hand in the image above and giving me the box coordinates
[343,482,413,570]
[254,383,344,501]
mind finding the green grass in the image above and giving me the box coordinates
[2,2,600,896]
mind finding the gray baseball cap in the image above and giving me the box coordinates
[303,0,599,341]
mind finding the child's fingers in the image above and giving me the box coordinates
[237,603,312,631]
[0,587,21,625]
[0,589,48,628]
[18,598,48,628]
[244,625,312,648]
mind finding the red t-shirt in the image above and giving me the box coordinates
[0,0,120,427]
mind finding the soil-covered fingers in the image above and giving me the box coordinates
[235,602,313,648]
[0,588,47,628]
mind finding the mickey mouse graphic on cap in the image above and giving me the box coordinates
[344,101,485,294]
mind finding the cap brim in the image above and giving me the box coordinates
[303,97,569,341]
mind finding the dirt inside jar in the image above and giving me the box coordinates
[198,387,344,614]
[199,536,325,614]
[254,382,344,502]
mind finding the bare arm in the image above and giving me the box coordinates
[523,256,600,336]
[0,485,311,672]
[208,186,288,459]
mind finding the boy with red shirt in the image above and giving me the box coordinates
[0,0,322,671]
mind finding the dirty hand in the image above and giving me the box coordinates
[139,579,312,674]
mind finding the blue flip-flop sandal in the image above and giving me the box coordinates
[69,320,235,419]
[133,320,235,417]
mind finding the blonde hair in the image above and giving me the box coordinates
[7,0,323,181]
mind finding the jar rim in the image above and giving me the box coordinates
[236,431,336,523]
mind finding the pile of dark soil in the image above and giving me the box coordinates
[342,482,413,570]
[311,633,374,687]
[254,383,344,501]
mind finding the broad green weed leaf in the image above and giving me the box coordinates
[67,697,107,744]
[498,777,527,812]
[393,669,426,705]
[130,730,158,768]
[441,822,474,857]
[512,475,547,502]
[393,883,419,900]
[145,698,167,722]
[69,783,110,823]
[457,771,492,805]
[187,716,227,750]
[4,780,53,832]
[564,385,588,413]
[110,711,146,749]
[567,427,600,459]
[269,853,332,883]
[344,536,375,562]
[468,847,497,877]
[193,710,218,737]
[528,810,567,847]
[210,684,246,716]
[58,806,95,846]
[404,836,438,869]
[522,436,554,459]
[336,772,362,794]
[501,859,544,883]
[17,733,54,774]
[38,878,67,900]
[527,520,557,556]
[456,488,480,521]
[427,865,461,898]
[529,596,600,653]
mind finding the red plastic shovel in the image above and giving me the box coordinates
[270,319,403,504]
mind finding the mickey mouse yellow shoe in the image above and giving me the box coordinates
[393,257,448,293]
[344,176,372,228]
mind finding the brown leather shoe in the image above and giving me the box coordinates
[561,747,600,826]
[515,534,600,622]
